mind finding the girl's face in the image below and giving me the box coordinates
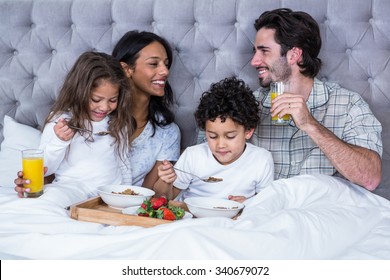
[128,41,169,97]
[88,80,119,122]
[205,117,254,165]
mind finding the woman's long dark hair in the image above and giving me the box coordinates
[112,30,175,134]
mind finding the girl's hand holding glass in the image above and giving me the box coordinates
[14,167,49,198]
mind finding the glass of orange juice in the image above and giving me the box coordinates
[270,81,290,125]
[22,149,44,198]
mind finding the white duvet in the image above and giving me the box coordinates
[0,174,390,260]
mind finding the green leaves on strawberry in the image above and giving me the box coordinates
[136,197,185,220]
[168,205,185,219]
[136,199,155,217]
[141,199,151,210]
[136,207,149,217]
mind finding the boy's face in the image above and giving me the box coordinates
[205,117,254,165]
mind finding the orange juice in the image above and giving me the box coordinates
[22,149,44,198]
[271,92,290,122]
[270,81,290,125]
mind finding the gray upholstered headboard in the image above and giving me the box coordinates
[0,0,389,199]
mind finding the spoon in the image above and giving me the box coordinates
[55,122,110,136]
[173,167,223,183]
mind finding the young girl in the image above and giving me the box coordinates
[155,77,274,202]
[112,30,180,188]
[38,51,134,191]
[14,32,179,196]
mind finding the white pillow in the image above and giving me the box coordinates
[0,116,42,188]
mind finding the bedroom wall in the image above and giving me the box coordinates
[0,0,389,199]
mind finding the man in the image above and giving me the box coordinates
[250,8,382,190]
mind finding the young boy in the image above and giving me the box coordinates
[154,77,274,202]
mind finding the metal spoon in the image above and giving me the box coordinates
[66,124,111,136]
[92,131,111,136]
[55,122,110,136]
[173,167,223,183]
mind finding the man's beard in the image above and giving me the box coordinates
[258,56,291,88]
[259,76,272,88]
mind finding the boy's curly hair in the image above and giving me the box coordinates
[195,77,260,130]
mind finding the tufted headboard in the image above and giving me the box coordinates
[0,0,389,199]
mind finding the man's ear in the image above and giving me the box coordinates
[120,62,133,78]
[245,128,255,140]
[288,47,302,64]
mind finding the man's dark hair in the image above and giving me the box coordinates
[254,8,322,77]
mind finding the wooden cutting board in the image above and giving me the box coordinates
[69,196,172,227]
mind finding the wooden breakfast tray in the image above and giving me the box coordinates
[69,196,172,227]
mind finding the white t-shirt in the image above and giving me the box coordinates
[121,121,181,186]
[39,113,122,190]
[173,142,274,201]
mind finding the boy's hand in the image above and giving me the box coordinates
[228,195,246,203]
[157,160,177,184]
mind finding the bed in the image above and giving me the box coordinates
[1,0,390,260]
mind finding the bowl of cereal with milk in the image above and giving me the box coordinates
[184,197,244,218]
[97,185,155,209]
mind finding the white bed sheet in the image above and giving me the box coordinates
[0,174,390,260]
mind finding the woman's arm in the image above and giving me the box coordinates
[141,161,162,189]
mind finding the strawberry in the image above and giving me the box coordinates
[157,207,176,221]
[150,197,168,210]
[158,196,168,206]
[136,207,149,217]
[138,212,149,217]
[137,199,155,217]
[136,198,184,220]
[141,199,151,210]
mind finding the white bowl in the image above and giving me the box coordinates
[97,185,155,209]
[184,197,244,218]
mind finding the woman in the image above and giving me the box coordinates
[112,30,180,188]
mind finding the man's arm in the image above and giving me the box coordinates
[277,92,382,190]
[304,118,382,190]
